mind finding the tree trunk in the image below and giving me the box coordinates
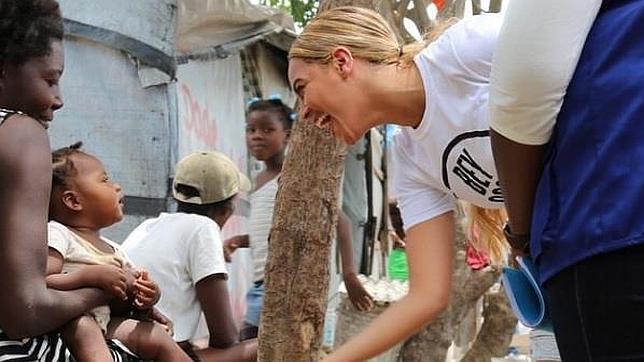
[257,119,346,361]
[460,287,517,362]
[488,0,503,13]
[319,0,401,40]
[438,0,466,19]
[471,0,482,15]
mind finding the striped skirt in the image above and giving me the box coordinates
[0,330,140,361]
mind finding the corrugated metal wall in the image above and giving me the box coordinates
[51,0,178,240]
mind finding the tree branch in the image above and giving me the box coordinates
[489,0,503,13]
[411,0,432,34]
[471,0,482,15]
[397,0,412,14]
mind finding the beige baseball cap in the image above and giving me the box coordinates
[173,151,251,205]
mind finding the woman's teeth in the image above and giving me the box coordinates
[314,113,330,128]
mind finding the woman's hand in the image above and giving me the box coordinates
[150,307,174,336]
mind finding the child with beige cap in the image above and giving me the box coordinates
[123,151,257,362]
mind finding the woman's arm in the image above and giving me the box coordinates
[196,274,239,348]
[325,212,455,362]
[490,0,602,238]
[0,116,108,338]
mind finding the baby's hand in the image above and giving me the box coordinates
[87,265,128,301]
[133,270,160,310]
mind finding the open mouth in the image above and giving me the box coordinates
[302,107,331,129]
[39,118,52,129]
[314,113,332,129]
[302,108,355,143]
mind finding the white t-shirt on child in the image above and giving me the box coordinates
[392,14,504,231]
[122,212,228,343]
[48,220,133,332]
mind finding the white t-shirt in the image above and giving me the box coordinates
[489,0,601,145]
[249,177,279,282]
[122,212,228,342]
[393,14,504,231]
[48,220,133,332]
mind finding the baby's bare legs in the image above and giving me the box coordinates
[106,317,191,362]
[61,315,113,362]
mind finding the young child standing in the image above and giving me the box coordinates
[46,142,191,362]
[224,98,373,340]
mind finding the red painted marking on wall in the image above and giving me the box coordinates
[180,84,218,148]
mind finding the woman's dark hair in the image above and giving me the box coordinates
[0,0,64,66]
[52,141,87,188]
[175,183,236,217]
[247,98,295,130]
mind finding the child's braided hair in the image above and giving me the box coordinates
[52,141,86,188]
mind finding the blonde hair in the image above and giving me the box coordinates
[290,6,457,67]
[461,202,508,264]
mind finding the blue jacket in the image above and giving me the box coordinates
[532,0,644,283]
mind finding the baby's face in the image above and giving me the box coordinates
[70,154,124,228]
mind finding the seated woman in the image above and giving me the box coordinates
[0,1,135,359]
[123,151,257,362]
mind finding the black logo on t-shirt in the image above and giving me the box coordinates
[442,131,503,203]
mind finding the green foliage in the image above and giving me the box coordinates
[259,0,318,27]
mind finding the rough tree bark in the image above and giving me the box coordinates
[438,0,467,19]
[489,0,503,13]
[471,0,482,15]
[460,287,518,362]
[257,118,346,361]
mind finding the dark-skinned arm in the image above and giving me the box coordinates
[337,209,373,311]
[0,116,108,338]
[196,274,239,348]
[489,0,602,245]
[223,234,249,262]
[490,130,546,237]
[337,210,356,276]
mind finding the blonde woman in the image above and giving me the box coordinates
[288,6,508,362]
